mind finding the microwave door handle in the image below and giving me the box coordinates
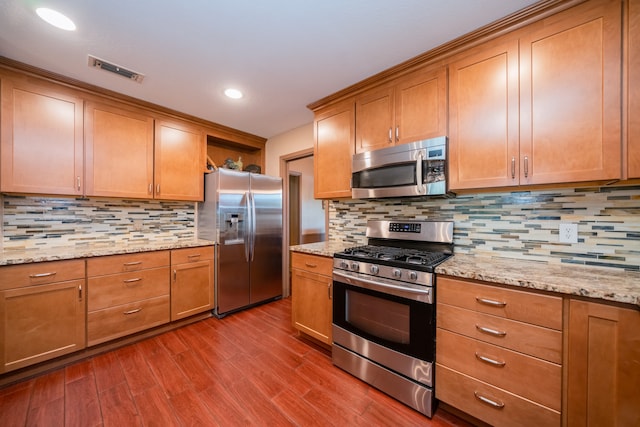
[416,151,425,194]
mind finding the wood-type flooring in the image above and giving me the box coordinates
[0,297,472,426]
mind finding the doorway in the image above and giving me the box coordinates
[280,148,328,297]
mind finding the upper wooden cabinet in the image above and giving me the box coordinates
[154,119,205,201]
[449,38,520,190]
[627,0,640,179]
[450,0,622,190]
[85,101,155,198]
[1,78,84,195]
[314,99,355,199]
[355,66,447,153]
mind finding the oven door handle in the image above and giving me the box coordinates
[333,270,432,304]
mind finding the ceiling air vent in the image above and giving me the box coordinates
[88,55,145,83]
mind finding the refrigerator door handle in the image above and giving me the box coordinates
[244,192,251,262]
[249,191,256,262]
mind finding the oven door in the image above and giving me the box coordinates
[332,270,435,363]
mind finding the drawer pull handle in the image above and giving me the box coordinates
[124,261,142,267]
[475,352,506,367]
[305,262,318,268]
[123,308,142,315]
[29,272,57,278]
[476,297,507,308]
[188,254,201,258]
[123,278,142,284]
[474,391,505,409]
[476,325,507,337]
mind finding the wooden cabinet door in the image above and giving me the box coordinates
[395,66,447,144]
[567,300,640,427]
[1,78,83,195]
[85,101,154,198]
[628,0,640,178]
[170,247,214,321]
[154,120,205,201]
[291,268,332,345]
[355,85,394,153]
[519,0,622,185]
[449,38,520,190]
[314,100,355,199]
[0,279,86,373]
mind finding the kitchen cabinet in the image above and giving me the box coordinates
[154,119,206,201]
[0,77,84,195]
[0,260,86,373]
[566,299,640,427]
[291,252,333,345]
[85,101,155,198]
[87,251,170,346]
[449,0,621,190]
[170,246,214,321]
[313,99,355,199]
[86,103,205,200]
[355,66,447,153]
[628,0,640,179]
[436,276,563,427]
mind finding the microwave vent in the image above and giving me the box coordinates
[88,55,145,83]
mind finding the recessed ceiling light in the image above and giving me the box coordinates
[36,8,76,31]
[224,88,243,99]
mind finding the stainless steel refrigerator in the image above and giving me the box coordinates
[197,168,283,317]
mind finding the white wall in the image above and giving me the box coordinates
[288,156,325,237]
[264,123,313,176]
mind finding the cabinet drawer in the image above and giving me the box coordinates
[437,303,562,363]
[436,364,560,427]
[438,276,563,330]
[87,251,169,277]
[88,267,169,311]
[291,252,333,276]
[0,260,85,290]
[87,295,170,346]
[171,246,214,265]
[436,328,561,411]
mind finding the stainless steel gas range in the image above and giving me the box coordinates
[332,219,454,418]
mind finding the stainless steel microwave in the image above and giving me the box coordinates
[351,136,450,199]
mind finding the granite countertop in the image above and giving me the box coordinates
[289,241,355,258]
[290,243,640,309]
[0,239,216,266]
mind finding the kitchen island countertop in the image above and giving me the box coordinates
[0,239,216,266]
[290,243,640,309]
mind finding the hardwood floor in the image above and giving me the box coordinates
[0,298,472,426]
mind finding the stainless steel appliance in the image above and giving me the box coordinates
[198,168,283,317]
[332,219,454,418]
[351,136,450,199]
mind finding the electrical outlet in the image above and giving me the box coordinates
[559,223,578,243]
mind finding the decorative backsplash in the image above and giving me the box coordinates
[328,185,640,271]
[1,195,195,252]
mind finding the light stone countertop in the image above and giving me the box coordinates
[290,243,640,309]
[0,239,216,266]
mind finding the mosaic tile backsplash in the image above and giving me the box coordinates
[1,195,195,252]
[328,185,640,271]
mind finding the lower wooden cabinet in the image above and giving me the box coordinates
[170,246,215,321]
[291,252,333,345]
[87,251,170,346]
[436,276,562,427]
[566,300,640,427]
[0,260,86,373]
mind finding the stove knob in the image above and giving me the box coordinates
[370,265,379,275]
[392,269,402,278]
[351,262,360,271]
[409,271,418,281]
[340,261,349,269]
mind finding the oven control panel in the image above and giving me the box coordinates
[389,222,421,233]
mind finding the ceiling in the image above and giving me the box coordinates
[0,0,538,139]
